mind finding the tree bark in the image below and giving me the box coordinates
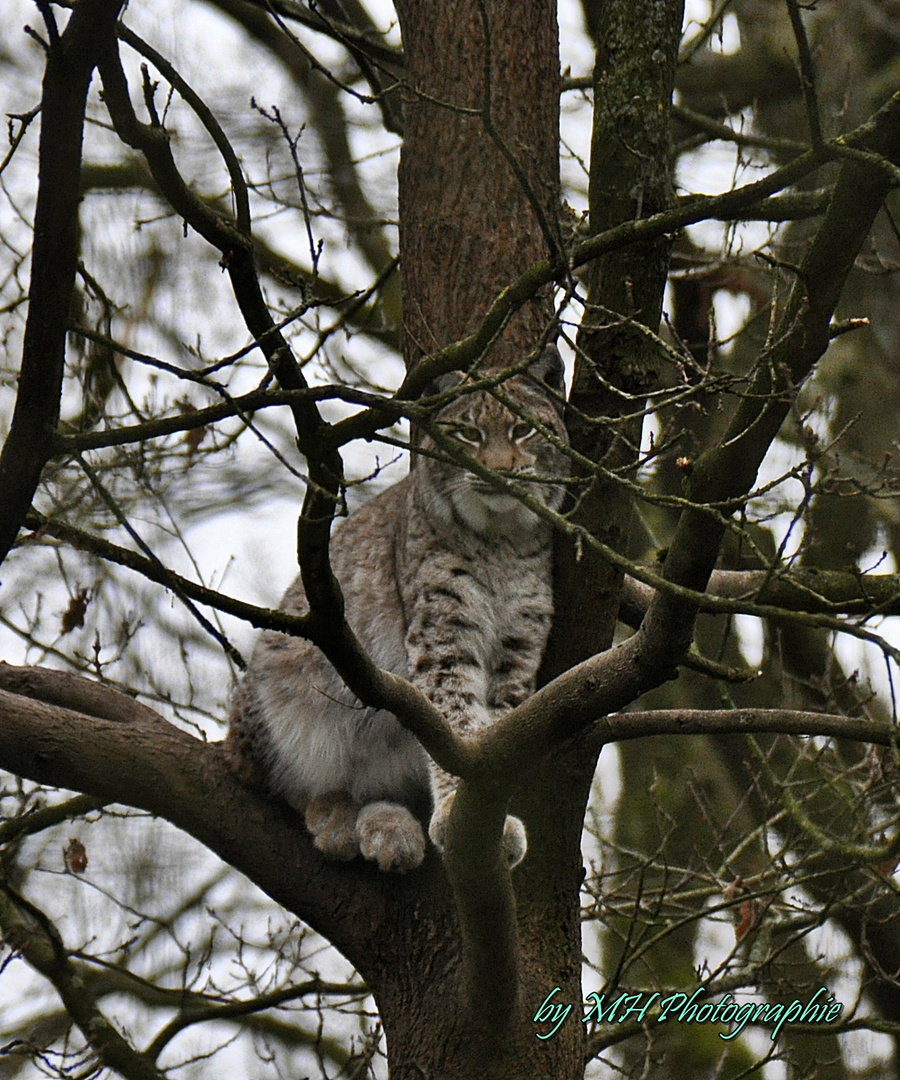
[395,0,560,374]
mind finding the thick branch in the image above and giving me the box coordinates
[622,568,900,620]
[0,0,127,567]
[0,681,442,975]
[478,654,897,798]
[438,783,519,1043]
[600,708,894,747]
[1,673,891,850]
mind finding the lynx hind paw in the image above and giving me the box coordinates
[356,802,426,873]
[429,800,528,870]
[305,794,360,862]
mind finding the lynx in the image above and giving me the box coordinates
[226,347,568,872]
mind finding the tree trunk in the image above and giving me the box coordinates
[395,0,560,373]
[367,2,588,1076]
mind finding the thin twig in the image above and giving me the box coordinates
[73,455,247,670]
[0,106,41,177]
[786,0,824,148]
[117,22,252,235]
[252,100,321,273]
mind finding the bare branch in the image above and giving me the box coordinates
[634,86,900,689]
[600,708,895,748]
[144,977,367,1059]
[622,567,900,619]
[0,792,105,846]
[786,0,824,148]
[0,885,167,1080]
[116,21,252,235]
[0,0,127,567]
[219,0,404,70]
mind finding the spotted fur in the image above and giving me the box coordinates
[226,348,568,871]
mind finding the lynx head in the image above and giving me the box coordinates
[416,346,569,541]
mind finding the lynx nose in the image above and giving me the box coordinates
[478,435,521,474]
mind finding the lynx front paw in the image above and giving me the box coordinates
[305,793,359,862]
[429,800,528,869]
[356,802,426,872]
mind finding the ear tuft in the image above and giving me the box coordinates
[422,371,461,398]
[527,344,565,395]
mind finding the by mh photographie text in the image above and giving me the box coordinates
[534,985,843,1042]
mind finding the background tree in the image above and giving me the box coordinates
[1,1,900,1078]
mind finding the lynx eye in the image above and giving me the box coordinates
[452,424,483,445]
[511,421,536,442]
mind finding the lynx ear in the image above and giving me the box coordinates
[527,344,565,396]
[422,370,462,398]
